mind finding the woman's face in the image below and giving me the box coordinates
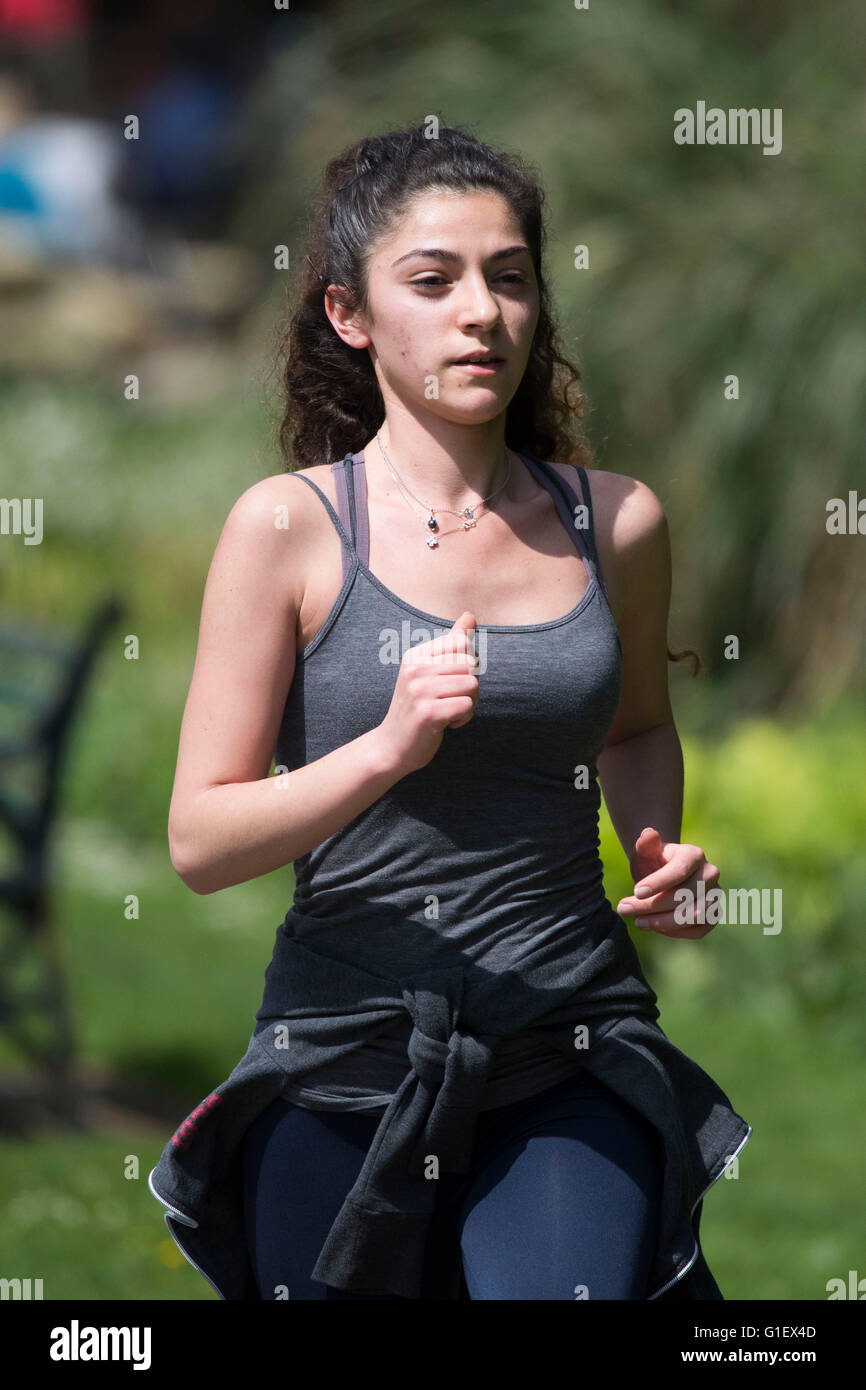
[331,188,540,426]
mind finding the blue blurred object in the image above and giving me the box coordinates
[0,115,135,261]
[0,163,42,212]
[127,65,238,206]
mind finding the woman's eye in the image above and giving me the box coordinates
[412,273,527,289]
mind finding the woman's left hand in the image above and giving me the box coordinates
[615,826,720,939]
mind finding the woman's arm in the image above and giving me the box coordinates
[167,477,404,895]
[593,474,682,875]
[592,472,719,936]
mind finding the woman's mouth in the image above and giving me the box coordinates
[453,359,505,375]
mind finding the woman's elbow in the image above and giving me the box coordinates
[168,819,217,895]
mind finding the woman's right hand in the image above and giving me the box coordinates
[375,611,480,776]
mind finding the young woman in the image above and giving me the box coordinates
[148,123,751,1301]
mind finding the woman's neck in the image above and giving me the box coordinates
[366,431,536,508]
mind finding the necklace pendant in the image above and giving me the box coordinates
[426,513,438,531]
[426,535,438,549]
[462,506,474,520]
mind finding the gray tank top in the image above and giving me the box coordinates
[273,448,623,1113]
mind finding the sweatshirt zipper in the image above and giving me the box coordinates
[148,1167,228,1301]
[647,1122,753,1300]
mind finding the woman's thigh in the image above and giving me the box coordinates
[454,1083,665,1300]
[241,1095,403,1300]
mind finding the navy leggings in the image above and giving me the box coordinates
[241,1070,665,1300]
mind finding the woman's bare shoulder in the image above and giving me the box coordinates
[547,462,667,544]
[547,463,669,621]
[234,465,338,512]
[227,466,342,550]
[204,468,340,625]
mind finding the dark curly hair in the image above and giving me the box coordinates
[274,120,699,674]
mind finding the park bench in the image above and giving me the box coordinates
[0,595,124,1127]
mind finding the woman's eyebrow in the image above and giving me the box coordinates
[390,245,531,268]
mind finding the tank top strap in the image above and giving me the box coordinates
[289,466,358,583]
[331,451,370,583]
[571,465,609,603]
[517,452,610,606]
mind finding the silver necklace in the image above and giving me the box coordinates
[375,431,513,550]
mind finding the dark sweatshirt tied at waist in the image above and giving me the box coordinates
[148,903,752,1300]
